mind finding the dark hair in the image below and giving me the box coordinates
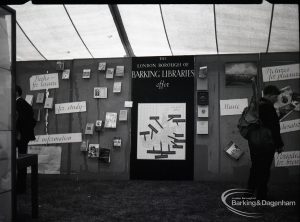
[16,85,22,96]
[263,85,280,96]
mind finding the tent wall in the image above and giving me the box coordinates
[16,52,299,182]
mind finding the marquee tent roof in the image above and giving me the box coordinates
[7,1,300,61]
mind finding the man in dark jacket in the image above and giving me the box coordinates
[247,85,284,200]
[16,85,36,193]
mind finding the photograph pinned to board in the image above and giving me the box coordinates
[62,69,70,79]
[25,94,34,106]
[98,62,106,71]
[82,69,91,79]
[88,144,99,158]
[124,101,133,108]
[119,109,128,121]
[99,148,111,163]
[95,120,103,132]
[80,140,88,152]
[224,141,244,160]
[36,92,44,104]
[104,112,117,128]
[113,137,122,148]
[85,123,94,135]
[274,85,299,120]
[106,68,114,79]
[113,81,122,93]
[56,61,64,71]
[198,105,208,118]
[44,97,54,109]
[115,65,125,77]
[94,87,107,99]
[225,62,257,87]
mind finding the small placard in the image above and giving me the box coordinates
[44,97,54,109]
[274,151,300,167]
[99,148,111,163]
[198,66,207,78]
[224,141,244,160]
[113,82,122,93]
[30,73,59,91]
[80,140,88,152]
[94,87,107,99]
[197,91,208,105]
[124,101,133,108]
[115,65,125,77]
[62,69,70,79]
[88,144,99,158]
[106,68,114,79]
[113,137,122,148]
[197,121,208,134]
[98,62,106,71]
[55,101,86,114]
[95,120,103,132]
[85,123,94,135]
[198,105,208,118]
[220,98,248,116]
[119,109,128,121]
[82,69,91,79]
[104,112,117,128]
[28,133,82,145]
[56,61,64,71]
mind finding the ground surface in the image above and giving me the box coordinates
[17,175,300,222]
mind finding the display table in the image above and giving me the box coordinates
[17,154,38,218]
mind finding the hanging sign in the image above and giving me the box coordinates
[30,73,59,90]
[262,63,299,82]
[220,98,248,116]
[55,101,86,114]
[274,151,300,167]
[280,119,300,133]
[28,133,82,145]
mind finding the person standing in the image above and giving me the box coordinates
[16,85,36,193]
[247,85,284,200]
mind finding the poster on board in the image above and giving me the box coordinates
[137,103,186,160]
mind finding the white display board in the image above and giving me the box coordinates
[280,119,300,134]
[30,73,59,90]
[137,103,186,160]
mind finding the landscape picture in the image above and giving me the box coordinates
[225,62,257,86]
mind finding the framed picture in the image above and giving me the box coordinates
[119,109,128,121]
[99,148,111,163]
[104,112,117,128]
[56,61,64,71]
[44,97,54,109]
[25,95,34,106]
[225,62,257,86]
[36,92,45,104]
[82,69,91,79]
[95,120,103,132]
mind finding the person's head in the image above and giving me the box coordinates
[16,85,22,97]
[263,85,281,104]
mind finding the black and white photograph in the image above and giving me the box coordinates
[1,2,299,222]
[225,62,257,86]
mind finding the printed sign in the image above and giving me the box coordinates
[30,73,59,91]
[262,63,299,82]
[280,119,300,133]
[220,98,248,116]
[55,101,86,114]
[28,133,82,145]
[197,121,208,135]
[274,151,300,167]
[28,146,62,174]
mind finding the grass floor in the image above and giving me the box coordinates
[17,175,300,222]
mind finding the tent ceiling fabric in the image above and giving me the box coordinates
[8,1,299,61]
